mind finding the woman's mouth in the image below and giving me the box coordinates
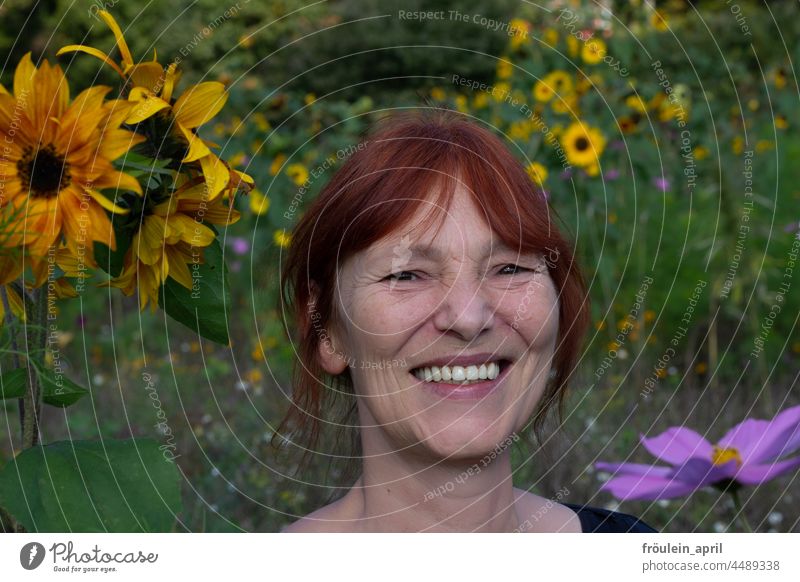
[409,359,512,400]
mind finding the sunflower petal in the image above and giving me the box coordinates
[13,52,36,105]
[178,124,211,163]
[200,153,230,201]
[97,10,134,70]
[126,87,170,124]
[87,188,130,214]
[128,61,165,94]
[56,44,126,78]
[172,82,228,128]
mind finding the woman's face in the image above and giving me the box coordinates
[319,183,560,460]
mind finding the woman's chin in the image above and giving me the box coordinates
[418,421,519,461]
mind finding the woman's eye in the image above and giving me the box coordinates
[498,264,528,275]
[384,271,418,282]
[497,264,547,276]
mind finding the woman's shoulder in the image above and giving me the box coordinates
[560,502,658,533]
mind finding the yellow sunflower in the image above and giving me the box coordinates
[581,38,607,65]
[560,122,606,168]
[58,10,252,203]
[526,162,548,186]
[533,70,573,103]
[106,174,239,311]
[249,189,271,215]
[273,229,292,248]
[0,52,144,279]
[496,58,513,80]
[286,163,309,186]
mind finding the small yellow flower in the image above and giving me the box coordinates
[656,367,667,379]
[566,35,580,57]
[304,93,317,105]
[650,10,669,32]
[430,87,446,101]
[561,122,606,168]
[526,162,548,186]
[496,58,513,80]
[732,136,744,155]
[607,211,617,223]
[595,320,606,331]
[625,94,648,113]
[286,163,309,186]
[455,94,468,113]
[270,153,287,176]
[774,69,787,90]
[775,114,788,129]
[747,98,759,111]
[249,189,271,215]
[246,368,263,384]
[492,82,511,102]
[274,229,292,248]
[581,38,606,65]
[644,309,656,323]
[509,19,530,50]
[533,70,572,103]
[694,362,708,374]
[755,140,773,153]
[238,33,253,48]
[694,146,710,160]
[473,93,489,109]
[543,28,558,47]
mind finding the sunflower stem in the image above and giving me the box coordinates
[2,285,26,443]
[730,489,753,532]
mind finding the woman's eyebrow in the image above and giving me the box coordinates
[391,242,539,261]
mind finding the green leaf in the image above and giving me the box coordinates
[0,365,89,408]
[32,362,89,408]
[158,239,230,344]
[0,438,182,532]
[0,368,27,400]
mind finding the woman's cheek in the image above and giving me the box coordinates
[499,283,559,339]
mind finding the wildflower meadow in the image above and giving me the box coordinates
[0,0,798,534]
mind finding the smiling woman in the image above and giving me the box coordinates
[274,108,656,533]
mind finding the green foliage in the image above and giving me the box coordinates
[158,238,231,345]
[0,439,182,532]
[0,365,89,407]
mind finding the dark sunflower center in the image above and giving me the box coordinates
[17,144,71,198]
[575,136,590,151]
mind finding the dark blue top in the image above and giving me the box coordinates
[561,503,658,533]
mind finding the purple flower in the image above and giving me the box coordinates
[605,168,621,180]
[229,236,250,256]
[783,221,799,234]
[560,168,574,180]
[595,405,800,501]
[653,176,670,192]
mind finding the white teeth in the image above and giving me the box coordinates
[412,361,505,384]
[478,364,487,380]
[465,365,479,380]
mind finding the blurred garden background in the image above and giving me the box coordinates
[1,0,799,532]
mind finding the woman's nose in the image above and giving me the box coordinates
[432,275,494,341]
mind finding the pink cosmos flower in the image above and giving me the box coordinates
[595,405,800,501]
[653,176,670,192]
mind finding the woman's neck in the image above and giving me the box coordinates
[346,423,524,533]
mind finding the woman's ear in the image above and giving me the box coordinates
[308,283,350,376]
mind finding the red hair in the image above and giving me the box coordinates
[272,108,591,488]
